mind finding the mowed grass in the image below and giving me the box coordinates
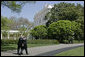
[1,44,57,51]
[1,39,84,51]
[55,46,84,56]
[1,39,59,51]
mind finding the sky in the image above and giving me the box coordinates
[1,1,84,22]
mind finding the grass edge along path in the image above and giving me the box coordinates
[1,39,84,51]
[1,44,58,51]
[55,46,84,56]
[1,39,59,51]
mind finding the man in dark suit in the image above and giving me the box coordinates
[17,35,23,55]
[20,36,28,55]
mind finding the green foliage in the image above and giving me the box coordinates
[19,26,28,36]
[63,40,69,44]
[1,1,36,13]
[1,16,11,30]
[57,7,79,21]
[45,2,84,42]
[30,25,47,39]
[19,26,27,31]
[21,31,29,37]
[56,47,84,56]
[71,21,82,40]
[45,2,84,27]
[1,39,18,45]
[1,39,59,51]
[1,39,59,46]
[73,40,84,43]
[2,31,8,37]
[75,16,84,40]
[48,20,81,42]
[27,39,59,44]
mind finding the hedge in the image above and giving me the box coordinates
[27,39,59,44]
[1,39,18,45]
[1,39,59,45]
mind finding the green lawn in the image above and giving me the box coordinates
[55,46,84,56]
[73,40,84,43]
[1,44,57,51]
[1,39,84,51]
[1,39,59,51]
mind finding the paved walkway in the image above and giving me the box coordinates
[36,45,84,56]
[1,43,84,56]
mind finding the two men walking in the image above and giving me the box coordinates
[17,35,28,55]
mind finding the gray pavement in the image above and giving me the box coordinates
[1,43,84,56]
[36,45,84,56]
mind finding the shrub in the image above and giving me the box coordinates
[30,25,47,39]
[1,39,18,45]
[48,20,81,42]
[27,39,59,44]
[1,39,59,45]
[63,40,69,44]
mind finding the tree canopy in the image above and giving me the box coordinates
[30,25,47,39]
[45,2,84,27]
[1,16,33,31]
[48,20,81,42]
[1,1,36,13]
[1,16,11,30]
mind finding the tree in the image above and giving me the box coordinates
[1,16,11,30]
[48,20,81,43]
[8,16,18,30]
[74,17,84,40]
[75,8,84,40]
[45,2,84,27]
[8,16,33,30]
[30,25,47,39]
[1,1,36,13]
[17,17,33,32]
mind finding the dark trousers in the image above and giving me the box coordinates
[17,46,21,54]
[21,47,28,54]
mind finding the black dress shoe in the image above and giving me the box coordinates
[20,53,23,55]
[26,53,29,55]
[18,53,21,55]
[17,53,20,55]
